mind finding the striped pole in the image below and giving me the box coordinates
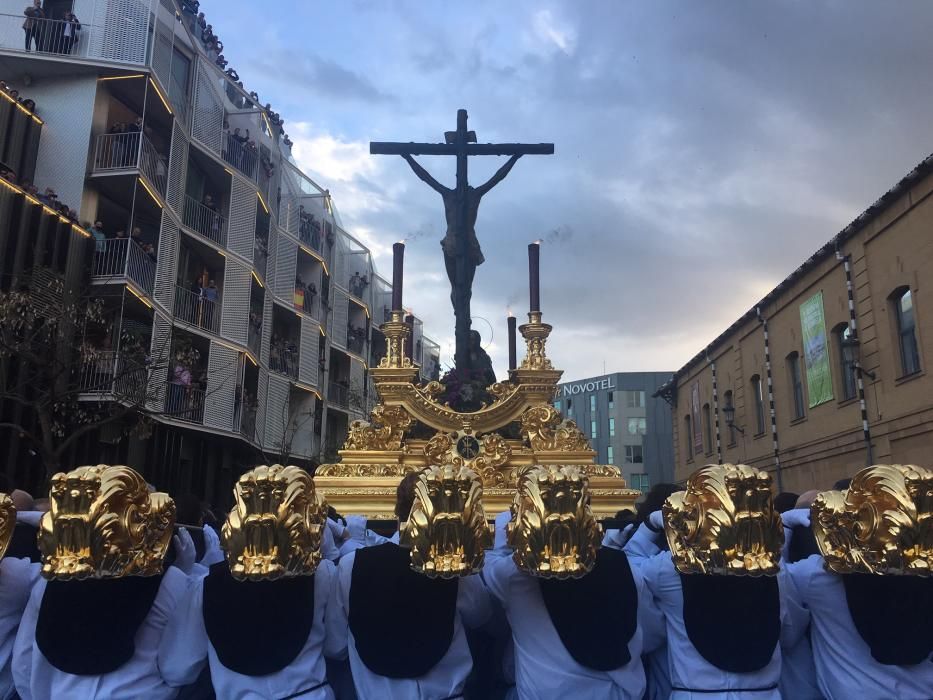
[709,354,722,464]
[837,252,874,465]
[757,307,783,491]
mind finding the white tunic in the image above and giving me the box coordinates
[483,554,663,700]
[159,560,337,700]
[625,524,806,700]
[784,554,933,700]
[0,559,40,699]
[13,567,188,700]
[327,545,490,699]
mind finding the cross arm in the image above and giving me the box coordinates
[465,143,554,156]
[370,142,458,156]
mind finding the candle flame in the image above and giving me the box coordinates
[507,309,513,318]
[397,239,406,244]
[533,239,542,245]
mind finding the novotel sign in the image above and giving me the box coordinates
[558,377,616,397]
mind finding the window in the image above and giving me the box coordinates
[702,403,712,454]
[590,420,597,439]
[608,391,614,409]
[631,473,650,493]
[751,375,765,435]
[609,417,616,437]
[724,390,735,445]
[627,417,646,435]
[835,325,857,401]
[625,445,643,464]
[607,445,614,464]
[787,352,805,420]
[894,288,921,376]
[626,390,646,408]
[566,398,572,416]
[590,395,596,413]
[685,415,693,459]
[553,400,562,412]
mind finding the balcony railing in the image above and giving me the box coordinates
[270,346,298,379]
[247,321,261,357]
[92,132,168,197]
[1,15,90,58]
[328,382,349,408]
[347,332,366,357]
[183,195,227,246]
[239,405,257,442]
[78,352,148,403]
[223,134,257,179]
[294,287,320,319]
[174,284,220,334]
[92,238,155,296]
[165,380,204,424]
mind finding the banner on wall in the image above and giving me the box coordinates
[799,291,834,407]
[691,381,703,453]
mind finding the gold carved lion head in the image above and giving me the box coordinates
[0,494,16,560]
[223,465,327,581]
[812,464,933,576]
[399,465,490,578]
[663,463,783,576]
[39,465,175,580]
[507,465,601,579]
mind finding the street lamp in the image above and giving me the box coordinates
[840,327,876,380]
[722,403,744,434]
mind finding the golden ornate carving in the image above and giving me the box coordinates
[0,494,16,561]
[507,465,601,579]
[487,381,513,402]
[345,404,413,451]
[400,465,490,578]
[519,312,554,371]
[663,464,783,576]
[421,380,445,400]
[39,465,175,580]
[521,405,592,452]
[315,463,419,478]
[421,430,513,486]
[223,465,328,580]
[811,464,933,576]
[378,310,414,369]
[423,432,456,465]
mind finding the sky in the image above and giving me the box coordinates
[207,1,933,382]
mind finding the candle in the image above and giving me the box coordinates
[392,241,405,310]
[507,312,517,371]
[528,241,541,312]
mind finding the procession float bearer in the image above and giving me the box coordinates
[159,465,337,699]
[625,463,806,700]
[327,465,492,699]
[782,464,933,700]
[12,465,186,700]
[484,465,663,700]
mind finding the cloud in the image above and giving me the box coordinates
[530,9,577,56]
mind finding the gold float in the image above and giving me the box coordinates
[316,310,639,519]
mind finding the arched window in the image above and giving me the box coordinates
[751,375,765,435]
[833,323,857,401]
[723,390,735,445]
[684,415,693,460]
[892,287,921,376]
[702,403,712,454]
[786,351,805,420]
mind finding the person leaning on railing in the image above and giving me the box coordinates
[22,1,44,52]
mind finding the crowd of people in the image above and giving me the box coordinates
[0,81,37,114]
[270,333,299,377]
[349,272,369,299]
[0,460,926,700]
[0,169,82,224]
[298,205,323,249]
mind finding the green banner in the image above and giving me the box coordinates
[799,292,834,407]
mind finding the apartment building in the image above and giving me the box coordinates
[0,0,439,502]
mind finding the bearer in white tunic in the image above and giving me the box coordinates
[0,495,41,700]
[326,467,491,700]
[11,465,189,700]
[626,464,808,700]
[160,465,337,700]
[484,466,663,700]
[782,465,933,700]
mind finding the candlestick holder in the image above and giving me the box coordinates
[379,310,414,369]
[519,311,554,371]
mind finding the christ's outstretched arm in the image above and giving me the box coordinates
[401,154,450,195]
[475,154,522,197]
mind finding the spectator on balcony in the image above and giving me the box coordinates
[170,356,192,415]
[202,280,218,329]
[131,227,145,247]
[21,98,35,113]
[37,188,57,206]
[22,1,44,52]
[62,11,81,54]
[115,229,127,240]
[107,122,127,167]
[127,116,142,134]
[89,221,106,252]
[350,272,363,298]
[143,243,157,262]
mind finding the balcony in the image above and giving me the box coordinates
[164,380,205,424]
[239,402,257,442]
[270,345,298,380]
[0,14,148,65]
[174,284,220,334]
[183,194,227,247]
[91,132,167,197]
[222,134,258,180]
[328,381,349,409]
[78,351,148,403]
[92,238,155,296]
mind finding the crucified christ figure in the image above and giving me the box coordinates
[401,153,522,317]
